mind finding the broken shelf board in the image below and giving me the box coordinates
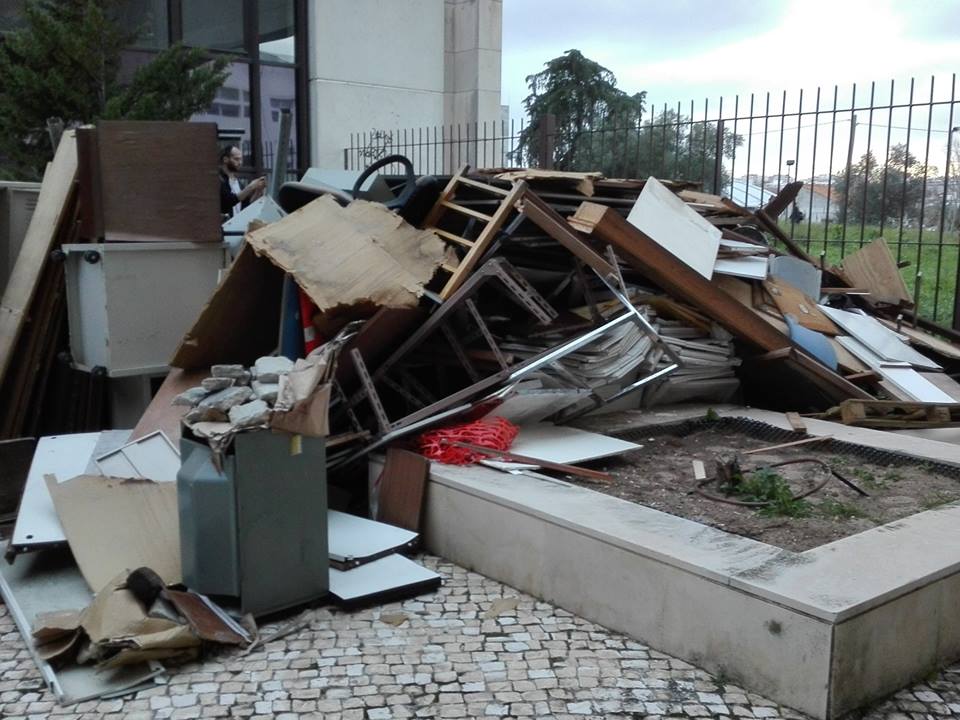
[714,239,770,280]
[0,545,164,704]
[819,305,940,370]
[876,319,960,361]
[375,448,429,533]
[327,510,418,569]
[328,553,441,608]
[45,474,181,591]
[94,431,179,483]
[480,423,641,472]
[626,177,721,280]
[11,432,107,552]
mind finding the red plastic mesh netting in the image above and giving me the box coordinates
[418,417,519,465]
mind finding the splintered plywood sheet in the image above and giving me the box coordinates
[246,196,445,313]
[838,239,912,306]
[45,474,181,591]
[626,177,721,280]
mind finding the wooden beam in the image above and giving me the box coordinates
[761,180,804,219]
[0,131,77,385]
[569,202,792,353]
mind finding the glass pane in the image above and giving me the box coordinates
[258,0,295,64]
[182,0,245,54]
[260,65,297,174]
[117,0,168,49]
[192,62,253,166]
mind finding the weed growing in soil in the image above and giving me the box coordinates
[920,491,959,510]
[816,498,866,519]
[737,468,811,518]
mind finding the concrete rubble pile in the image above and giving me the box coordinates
[4,123,960,707]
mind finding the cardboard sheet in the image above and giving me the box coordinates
[626,177,721,280]
[45,475,181,591]
[245,196,445,314]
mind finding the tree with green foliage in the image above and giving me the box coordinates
[514,50,646,171]
[834,144,935,226]
[0,0,229,180]
[513,50,741,185]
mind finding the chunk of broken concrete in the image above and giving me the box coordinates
[211,364,246,378]
[202,377,235,392]
[184,406,227,424]
[252,380,279,405]
[198,386,254,413]
[253,356,294,384]
[172,387,208,407]
[228,400,271,429]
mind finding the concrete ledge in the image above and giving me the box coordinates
[419,414,960,719]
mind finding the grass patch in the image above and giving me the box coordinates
[775,221,960,325]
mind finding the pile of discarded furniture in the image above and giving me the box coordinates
[3,121,960,705]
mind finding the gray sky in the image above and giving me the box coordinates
[501,0,960,113]
[500,0,960,178]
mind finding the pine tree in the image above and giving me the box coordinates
[0,0,229,180]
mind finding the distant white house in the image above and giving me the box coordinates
[725,178,775,210]
[794,183,836,223]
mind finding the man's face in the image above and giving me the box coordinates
[225,148,242,172]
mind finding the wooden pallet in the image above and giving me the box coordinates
[832,398,960,429]
[422,165,527,300]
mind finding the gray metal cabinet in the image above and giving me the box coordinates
[178,432,328,617]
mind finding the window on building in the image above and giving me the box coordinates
[182,0,245,54]
[117,0,168,49]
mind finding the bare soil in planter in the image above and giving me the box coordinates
[583,428,960,552]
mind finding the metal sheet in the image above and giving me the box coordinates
[327,510,418,566]
[234,432,328,617]
[328,553,441,605]
[0,544,164,704]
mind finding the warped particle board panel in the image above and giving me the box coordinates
[85,122,220,243]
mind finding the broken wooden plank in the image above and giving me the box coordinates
[375,448,429,533]
[763,279,839,335]
[443,440,613,483]
[741,436,829,455]
[0,131,77,386]
[838,239,912,306]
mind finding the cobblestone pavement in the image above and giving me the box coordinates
[0,554,957,719]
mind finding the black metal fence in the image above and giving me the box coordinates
[344,74,960,326]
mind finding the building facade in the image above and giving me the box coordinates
[2,0,502,177]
